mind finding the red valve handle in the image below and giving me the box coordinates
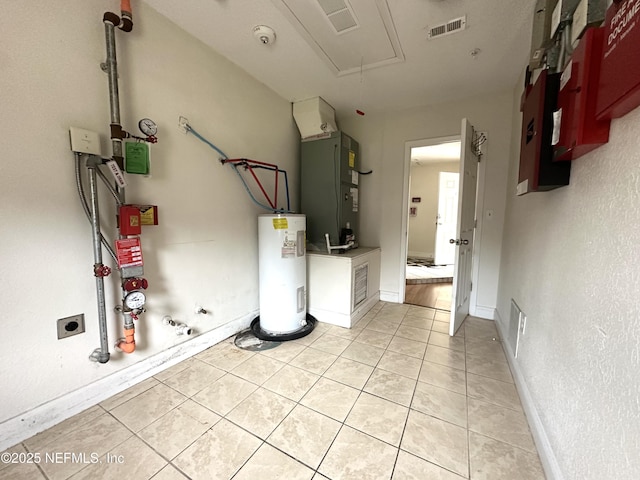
[94,264,112,277]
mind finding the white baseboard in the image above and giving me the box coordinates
[0,310,257,452]
[310,293,379,329]
[494,310,564,480]
[380,290,400,303]
[470,305,496,320]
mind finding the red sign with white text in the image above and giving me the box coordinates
[115,238,144,268]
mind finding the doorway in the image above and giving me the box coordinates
[404,138,460,310]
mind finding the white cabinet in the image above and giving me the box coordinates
[307,247,381,328]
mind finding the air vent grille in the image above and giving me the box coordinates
[428,15,467,39]
[317,0,359,34]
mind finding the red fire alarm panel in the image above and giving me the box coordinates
[119,205,142,236]
[597,0,640,120]
[554,27,610,161]
[518,69,571,196]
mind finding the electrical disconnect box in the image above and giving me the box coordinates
[553,27,611,161]
[301,131,359,249]
[597,0,640,120]
[530,0,559,68]
[518,69,571,195]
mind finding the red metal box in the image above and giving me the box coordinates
[554,27,610,161]
[597,0,640,120]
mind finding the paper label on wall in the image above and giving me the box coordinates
[115,237,143,268]
[281,231,296,258]
[273,218,288,229]
[552,109,562,146]
[351,170,359,185]
[350,187,359,212]
[348,151,355,168]
[106,160,127,188]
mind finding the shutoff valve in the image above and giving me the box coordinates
[123,277,148,292]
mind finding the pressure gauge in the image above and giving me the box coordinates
[124,291,146,310]
[138,118,157,136]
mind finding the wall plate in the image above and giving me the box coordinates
[57,314,85,339]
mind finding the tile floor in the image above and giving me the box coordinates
[1,302,546,480]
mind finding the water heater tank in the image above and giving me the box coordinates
[258,214,307,334]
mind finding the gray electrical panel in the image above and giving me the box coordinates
[301,131,359,250]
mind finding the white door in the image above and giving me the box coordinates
[449,119,479,336]
[434,172,459,265]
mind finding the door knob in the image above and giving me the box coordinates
[461,239,469,245]
[449,238,461,245]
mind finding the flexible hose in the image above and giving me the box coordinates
[96,167,123,205]
[75,154,117,262]
[187,125,229,159]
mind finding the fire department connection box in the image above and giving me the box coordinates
[553,27,610,161]
[518,69,571,196]
[119,205,142,236]
[597,0,640,120]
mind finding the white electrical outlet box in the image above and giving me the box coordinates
[69,127,101,155]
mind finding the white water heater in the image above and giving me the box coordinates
[258,214,307,334]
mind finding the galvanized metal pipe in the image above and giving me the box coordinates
[88,165,110,364]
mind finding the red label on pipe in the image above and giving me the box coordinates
[115,238,144,268]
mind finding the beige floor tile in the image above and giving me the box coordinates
[233,443,314,480]
[434,311,450,322]
[69,435,166,480]
[259,342,307,363]
[0,444,26,472]
[290,347,338,375]
[153,357,197,382]
[312,474,330,480]
[23,405,104,450]
[464,339,506,360]
[230,354,286,385]
[467,373,523,411]
[377,351,422,380]
[173,419,261,480]
[100,377,159,411]
[151,464,189,479]
[310,334,352,355]
[395,325,431,343]
[373,311,406,325]
[411,382,467,428]
[226,388,296,439]
[432,320,450,335]
[401,410,469,478]
[467,398,537,453]
[387,336,427,359]
[110,383,187,432]
[162,359,225,397]
[466,352,513,383]
[291,326,326,346]
[35,413,132,480]
[464,319,499,343]
[401,316,434,331]
[365,319,401,335]
[363,369,417,406]
[196,340,255,371]
[418,361,467,395]
[380,303,410,315]
[267,405,341,469]
[319,426,398,480]
[429,332,466,352]
[469,431,545,480]
[262,364,320,402]
[325,325,363,340]
[192,374,258,416]
[300,378,360,422]
[323,357,374,389]
[0,460,46,480]
[425,345,466,371]
[393,450,466,479]
[406,306,437,319]
[355,329,393,349]
[138,399,221,460]
[345,392,409,446]
[341,342,385,366]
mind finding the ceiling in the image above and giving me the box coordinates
[411,141,461,165]
[142,0,533,119]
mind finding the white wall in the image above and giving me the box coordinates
[407,162,459,258]
[0,1,298,425]
[340,91,513,311]
[497,76,640,478]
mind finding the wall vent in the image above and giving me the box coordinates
[427,15,467,40]
[353,263,369,308]
[317,0,359,34]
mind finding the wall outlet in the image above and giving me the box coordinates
[69,127,101,155]
[57,314,85,339]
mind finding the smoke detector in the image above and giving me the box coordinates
[253,25,276,45]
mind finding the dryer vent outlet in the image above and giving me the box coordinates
[57,314,86,339]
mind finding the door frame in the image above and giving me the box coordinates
[400,133,486,314]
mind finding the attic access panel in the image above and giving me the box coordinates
[272,0,405,75]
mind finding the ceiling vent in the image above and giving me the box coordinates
[317,0,359,34]
[427,15,467,40]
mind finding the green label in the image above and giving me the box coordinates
[125,142,150,175]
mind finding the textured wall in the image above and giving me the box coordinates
[497,81,640,478]
[0,0,298,424]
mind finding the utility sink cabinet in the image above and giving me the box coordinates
[307,247,381,328]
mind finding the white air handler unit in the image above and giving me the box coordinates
[252,214,316,339]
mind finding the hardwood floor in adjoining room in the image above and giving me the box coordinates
[405,282,452,310]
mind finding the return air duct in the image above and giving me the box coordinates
[292,97,338,140]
